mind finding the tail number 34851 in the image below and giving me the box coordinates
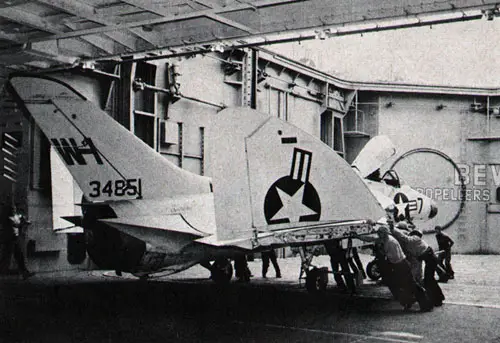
[88,178,142,198]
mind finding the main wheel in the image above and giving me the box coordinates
[366,260,381,281]
[305,267,328,293]
[211,258,233,284]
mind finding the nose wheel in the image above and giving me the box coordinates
[366,259,381,281]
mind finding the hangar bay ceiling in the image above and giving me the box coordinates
[0,0,497,73]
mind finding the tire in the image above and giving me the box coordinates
[305,267,328,293]
[211,258,233,284]
[366,260,381,281]
[67,233,86,265]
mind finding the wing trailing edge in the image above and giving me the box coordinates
[196,219,375,250]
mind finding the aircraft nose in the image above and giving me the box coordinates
[429,204,438,219]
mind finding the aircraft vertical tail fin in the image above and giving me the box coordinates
[8,74,212,202]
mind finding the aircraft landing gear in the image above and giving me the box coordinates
[298,246,328,293]
[305,267,329,293]
[209,258,233,285]
[366,259,381,281]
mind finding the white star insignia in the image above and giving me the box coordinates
[271,184,317,223]
[394,201,408,218]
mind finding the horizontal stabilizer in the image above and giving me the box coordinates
[61,215,84,227]
[100,214,209,236]
[54,227,84,234]
[100,215,210,253]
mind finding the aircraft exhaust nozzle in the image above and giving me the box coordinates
[429,204,438,219]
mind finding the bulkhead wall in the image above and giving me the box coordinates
[377,92,500,253]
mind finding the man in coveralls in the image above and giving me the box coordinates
[0,204,34,279]
[324,240,356,294]
[356,225,432,311]
[261,249,281,278]
[435,225,454,280]
[390,222,444,307]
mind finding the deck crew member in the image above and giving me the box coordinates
[390,222,444,307]
[356,225,432,311]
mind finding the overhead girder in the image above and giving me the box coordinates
[0,0,496,67]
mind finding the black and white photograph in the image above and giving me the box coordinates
[0,1,500,342]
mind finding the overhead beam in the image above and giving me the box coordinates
[101,30,137,51]
[189,0,260,34]
[204,14,260,34]
[0,30,24,43]
[0,6,119,55]
[121,0,259,34]
[0,0,31,9]
[36,0,155,50]
[89,9,486,66]
[27,0,297,41]
[0,7,60,34]
[9,0,500,56]
[79,34,115,55]
[56,37,97,58]
[128,28,164,48]
[36,0,100,22]
[61,21,117,55]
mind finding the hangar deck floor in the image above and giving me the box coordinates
[2,254,500,309]
[2,254,500,343]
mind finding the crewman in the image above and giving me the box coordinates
[324,240,356,294]
[0,204,34,279]
[394,222,423,283]
[234,255,251,282]
[261,249,281,278]
[390,222,444,307]
[435,226,455,280]
[350,247,367,280]
[346,237,366,281]
[356,225,432,311]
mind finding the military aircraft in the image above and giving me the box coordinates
[352,135,438,224]
[7,73,434,292]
